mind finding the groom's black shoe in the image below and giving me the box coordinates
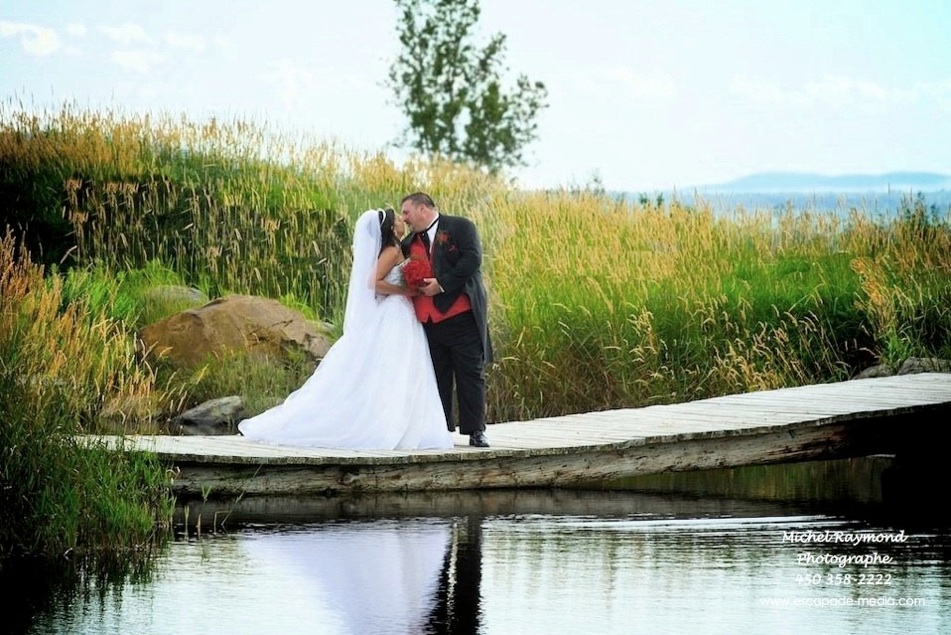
[468,431,490,448]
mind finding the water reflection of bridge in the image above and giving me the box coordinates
[103,373,951,498]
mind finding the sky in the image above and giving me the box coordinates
[2,0,950,193]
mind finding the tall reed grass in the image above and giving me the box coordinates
[3,101,950,429]
[0,230,173,558]
[1,99,504,325]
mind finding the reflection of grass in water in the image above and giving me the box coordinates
[599,456,893,504]
[0,547,161,633]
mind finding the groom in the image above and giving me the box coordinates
[400,192,491,448]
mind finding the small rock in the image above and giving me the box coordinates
[175,396,246,435]
[897,357,951,374]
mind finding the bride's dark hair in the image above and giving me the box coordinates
[378,207,399,250]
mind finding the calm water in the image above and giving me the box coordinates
[7,457,950,635]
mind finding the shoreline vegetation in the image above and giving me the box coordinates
[2,102,950,560]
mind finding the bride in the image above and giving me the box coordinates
[237,208,454,450]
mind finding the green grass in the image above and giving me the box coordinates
[0,231,174,559]
[4,102,950,425]
[2,101,951,556]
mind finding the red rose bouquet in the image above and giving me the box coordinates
[401,257,432,292]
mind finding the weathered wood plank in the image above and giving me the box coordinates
[98,372,951,497]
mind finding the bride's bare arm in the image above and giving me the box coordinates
[374,246,413,295]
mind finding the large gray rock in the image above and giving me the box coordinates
[138,294,332,368]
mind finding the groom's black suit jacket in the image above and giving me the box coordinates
[402,213,492,364]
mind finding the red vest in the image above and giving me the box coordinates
[409,234,471,323]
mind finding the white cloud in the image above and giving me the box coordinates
[99,23,151,45]
[558,64,678,103]
[729,76,786,104]
[0,20,60,56]
[66,23,87,38]
[264,60,319,110]
[800,75,889,108]
[599,66,678,99]
[213,35,236,57]
[918,79,951,111]
[165,31,205,54]
[111,50,164,73]
[731,74,902,111]
[261,58,383,112]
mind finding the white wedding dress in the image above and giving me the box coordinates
[237,210,453,450]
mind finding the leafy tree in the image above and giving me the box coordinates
[387,0,548,173]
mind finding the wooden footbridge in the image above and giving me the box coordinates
[98,373,951,498]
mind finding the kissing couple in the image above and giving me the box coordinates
[238,192,491,449]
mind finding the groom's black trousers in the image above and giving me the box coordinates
[423,311,486,434]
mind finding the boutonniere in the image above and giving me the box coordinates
[436,230,451,246]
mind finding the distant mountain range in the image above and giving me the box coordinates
[693,171,951,194]
[616,171,951,215]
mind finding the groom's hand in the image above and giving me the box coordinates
[419,278,441,296]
